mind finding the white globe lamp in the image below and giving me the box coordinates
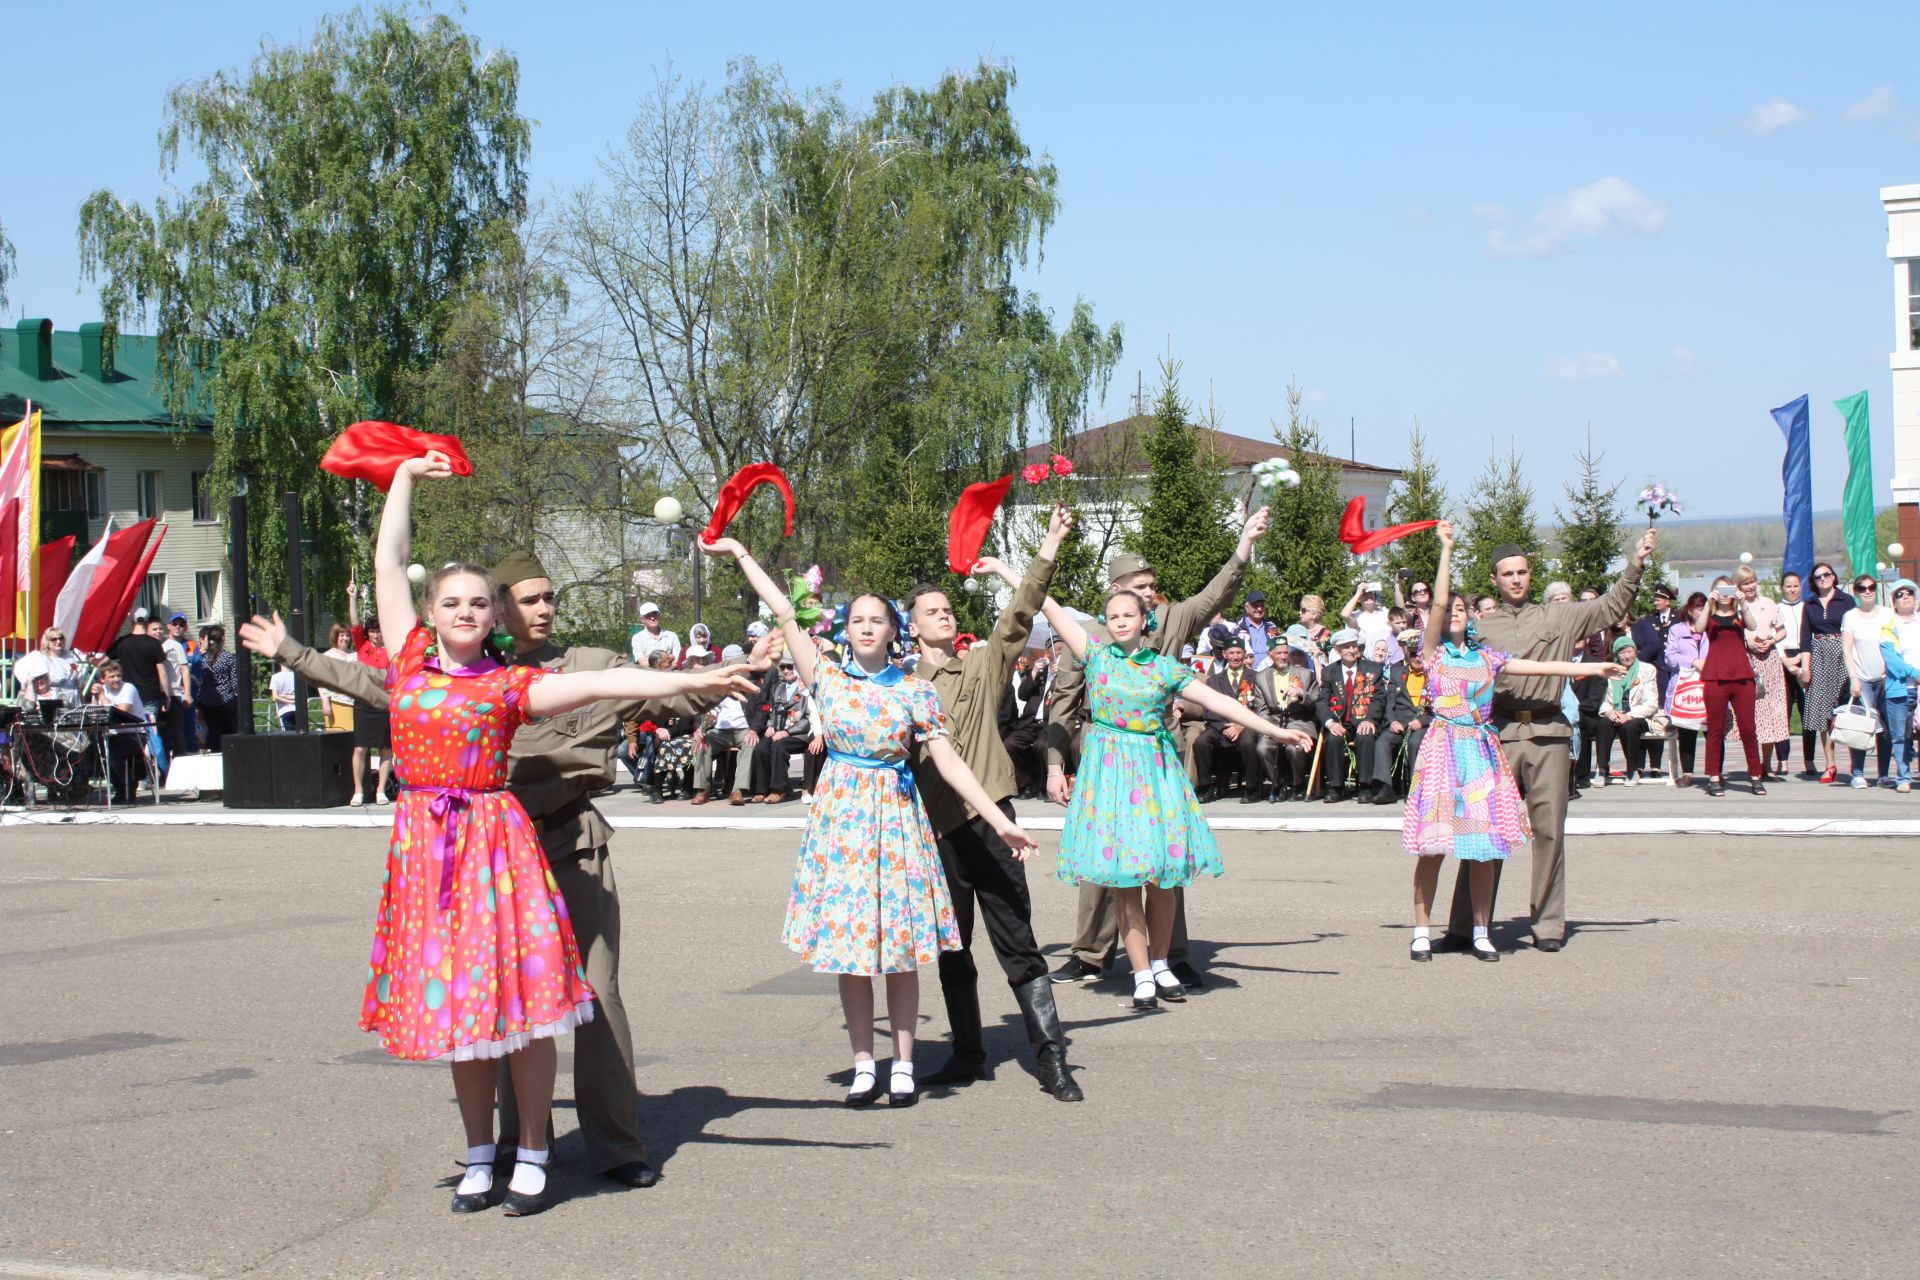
[653,495,684,526]
[1890,542,1906,559]
[1738,552,1753,565]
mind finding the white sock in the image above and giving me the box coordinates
[1151,958,1181,987]
[457,1144,496,1196]
[1472,926,1494,950]
[1132,969,1155,998]
[890,1060,915,1090]
[849,1057,876,1097]
[508,1147,548,1196]
[1412,925,1431,940]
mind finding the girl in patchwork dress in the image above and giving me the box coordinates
[701,535,1036,1107]
[370,453,755,1215]
[1404,523,1620,963]
[1040,590,1314,1009]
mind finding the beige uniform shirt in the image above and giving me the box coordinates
[1045,551,1249,767]
[1474,562,1643,742]
[278,635,722,860]
[910,554,1056,838]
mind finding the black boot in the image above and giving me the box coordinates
[1013,975,1084,1102]
[921,953,989,1085]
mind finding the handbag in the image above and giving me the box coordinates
[1668,674,1707,731]
[1829,699,1882,752]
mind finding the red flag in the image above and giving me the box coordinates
[35,536,76,636]
[947,474,1013,575]
[320,420,473,492]
[72,519,159,652]
[1338,496,1438,557]
[102,523,169,647]
[0,498,16,635]
[702,463,795,543]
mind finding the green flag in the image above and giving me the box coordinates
[1836,390,1875,580]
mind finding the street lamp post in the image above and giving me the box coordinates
[651,496,701,627]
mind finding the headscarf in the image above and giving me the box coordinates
[1607,634,1643,711]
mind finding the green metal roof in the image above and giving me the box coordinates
[0,322,213,432]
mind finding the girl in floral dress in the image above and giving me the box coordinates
[700,535,1036,1107]
[1039,590,1314,1009]
[370,453,754,1214]
[1403,524,1618,962]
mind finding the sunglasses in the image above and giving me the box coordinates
[1856,583,1877,593]
[1814,572,1835,580]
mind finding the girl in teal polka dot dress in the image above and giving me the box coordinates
[1042,589,1314,1008]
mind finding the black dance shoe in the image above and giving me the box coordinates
[1152,970,1187,1002]
[500,1154,554,1217]
[921,1050,991,1086]
[889,1066,918,1107]
[845,1066,883,1108]
[1471,940,1501,963]
[1533,938,1564,953]
[1409,939,1433,962]
[450,1154,500,1213]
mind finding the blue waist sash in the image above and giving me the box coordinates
[826,747,916,799]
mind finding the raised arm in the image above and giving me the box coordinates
[1423,522,1456,658]
[1039,598,1092,661]
[374,452,453,657]
[1161,507,1265,644]
[699,536,815,688]
[1340,581,1364,626]
[972,504,1070,683]
[1561,528,1657,639]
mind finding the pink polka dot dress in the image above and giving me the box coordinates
[358,625,595,1061]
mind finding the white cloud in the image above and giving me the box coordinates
[1544,352,1627,382]
[1400,207,1434,229]
[1668,346,1704,377]
[1747,97,1810,136]
[1484,176,1669,259]
[1844,86,1896,122]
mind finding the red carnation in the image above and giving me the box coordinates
[1051,454,1074,477]
[1022,462,1052,486]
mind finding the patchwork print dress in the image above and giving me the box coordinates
[359,625,595,1061]
[1402,643,1530,861]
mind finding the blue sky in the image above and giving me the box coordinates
[6,1,1915,518]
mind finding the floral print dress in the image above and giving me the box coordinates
[359,625,596,1061]
[1402,643,1530,861]
[782,659,961,975]
[1055,644,1222,889]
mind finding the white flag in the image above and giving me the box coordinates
[53,517,112,646]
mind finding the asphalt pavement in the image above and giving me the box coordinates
[0,826,1913,1279]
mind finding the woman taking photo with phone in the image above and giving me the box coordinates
[1699,576,1767,796]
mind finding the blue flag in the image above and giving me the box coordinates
[1772,395,1813,582]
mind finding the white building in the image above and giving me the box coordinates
[1884,184,1920,574]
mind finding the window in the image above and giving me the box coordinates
[196,570,222,622]
[137,470,164,520]
[84,471,105,521]
[191,471,216,523]
[45,471,84,513]
[138,573,167,617]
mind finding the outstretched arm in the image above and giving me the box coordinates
[700,536,814,688]
[1507,658,1623,680]
[373,452,453,657]
[923,736,1039,859]
[1182,679,1315,750]
[1039,598,1092,660]
[526,663,761,719]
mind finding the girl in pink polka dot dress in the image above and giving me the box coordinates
[365,451,756,1214]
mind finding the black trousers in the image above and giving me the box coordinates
[1783,654,1809,768]
[1002,720,1046,794]
[748,735,806,795]
[1575,710,1606,778]
[200,702,238,753]
[936,799,1046,991]
[1193,724,1263,795]
[1594,716,1649,775]
[1321,726,1379,791]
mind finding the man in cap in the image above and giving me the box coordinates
[1434,531,1656,954]
[160,612,195,756]
[907,505,1083,1100]
[1237,590,1279,669]
[244,550,769,1189]
[1315,627,1386,801]
[1046,507,1271,987]
[630,601,681,667]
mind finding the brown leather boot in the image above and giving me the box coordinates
[690,790,710,805]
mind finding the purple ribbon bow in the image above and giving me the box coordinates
[407,786,481,912]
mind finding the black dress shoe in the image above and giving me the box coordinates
[602,1160,659,1188]
[1322,788,1345,803]
[1152,972,1187,1002]
[845,1068,883,1107]
[1471,940,1501,962]
[889,1070,918,1107]
[451,1154,501,1213]
[1170,960,1205,989]
[1239,791,1262,804]
[1429,933,1473,954]
[1049,957,1101,984]
[1409,941,1432,962]
[921,1051,991,1086]
[1534,938,1564,953]
[500,1156,554,1217]
[1194,787,1218,804]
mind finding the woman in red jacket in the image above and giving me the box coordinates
[1700,577,1766,796]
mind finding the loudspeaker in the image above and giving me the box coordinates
[222,731,357,809]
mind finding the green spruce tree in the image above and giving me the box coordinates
[1384,419,1447,589]
[1459,441,1541,602]
[1125,358,1235,601]
[1251,381,1353,615]
[1552,431,1626,594]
